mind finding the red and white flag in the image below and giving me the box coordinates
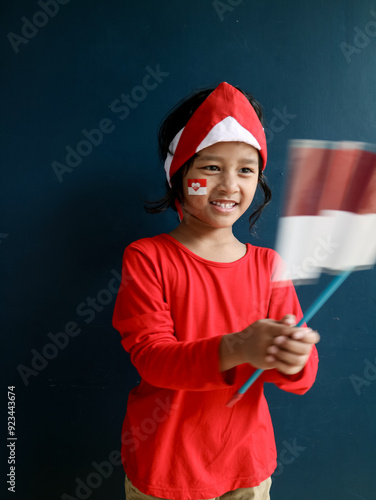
[188,179,207,195]
[274,140,376,282]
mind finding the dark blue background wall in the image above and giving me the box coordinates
[2,1,376,499]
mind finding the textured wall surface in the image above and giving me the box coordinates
[2,1,376,499]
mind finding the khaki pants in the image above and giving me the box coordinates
[125,475,271,500]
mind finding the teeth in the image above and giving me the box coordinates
[212,201,236,208]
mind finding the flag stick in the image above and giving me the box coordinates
[226,268,353,407]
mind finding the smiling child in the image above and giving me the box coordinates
[113,82,319,500]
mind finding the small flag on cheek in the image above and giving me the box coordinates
[188,179,207,195]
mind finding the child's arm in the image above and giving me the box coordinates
[113,243,319,392]
[113,243,242,391]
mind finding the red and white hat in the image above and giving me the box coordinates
[164,82,267,185]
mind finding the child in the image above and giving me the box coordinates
[112,82,319,500]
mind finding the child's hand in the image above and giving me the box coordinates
[220,314,320,373]
[264,314,320,375]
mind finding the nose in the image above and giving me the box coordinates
[217,171,239,194]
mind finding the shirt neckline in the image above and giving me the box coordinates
[160,233,251,267]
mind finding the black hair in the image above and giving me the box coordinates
[144,85,271,232]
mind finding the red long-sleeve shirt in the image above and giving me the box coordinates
[112,234,318,500]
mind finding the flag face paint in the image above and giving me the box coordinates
[188,179,207,195]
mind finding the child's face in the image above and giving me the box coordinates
[181,141,259,229]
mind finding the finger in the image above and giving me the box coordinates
[266,345,279,355]
[271,326,312,342]
[279,314,296,326]
[271,324,311,341]
[265,355,277,364]
[274,361,304,376]
[270,347,310,367]
[272,338,313,356]
[257,353,278,369]
[291,330,320,344]
[265,344,311,370]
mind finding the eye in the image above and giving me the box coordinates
[239,167,256,174]
[202,165,220,171]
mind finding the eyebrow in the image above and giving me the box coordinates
[195,154,258,164]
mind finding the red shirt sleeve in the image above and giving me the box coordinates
[112,243,232,391]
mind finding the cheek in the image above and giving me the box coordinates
[251,182,259,197]
[182,180,209,214]
[242,180,259,204]
[183,193,207,211]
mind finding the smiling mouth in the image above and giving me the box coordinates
[210,201,238,209]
